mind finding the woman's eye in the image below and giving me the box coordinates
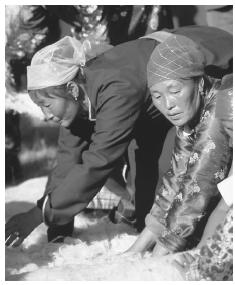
[169,89,180,94]
[152,93,161,100]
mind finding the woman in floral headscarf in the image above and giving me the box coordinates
[127,34,232,256]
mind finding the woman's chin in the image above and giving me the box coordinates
[168,118,185,127]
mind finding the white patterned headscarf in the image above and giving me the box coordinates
[147,34,206,88]
[27,36,112,90]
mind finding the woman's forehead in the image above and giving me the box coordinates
[152,78,195,90]
[30,86,65,100]
[151,80,182,89]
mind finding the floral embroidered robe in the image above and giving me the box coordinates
[145,77,232,252]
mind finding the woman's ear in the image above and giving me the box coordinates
[66,81,79,101]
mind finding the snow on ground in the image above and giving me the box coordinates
[5,177,183,281]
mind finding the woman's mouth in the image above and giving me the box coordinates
[167,112,182,120]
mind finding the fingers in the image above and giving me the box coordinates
[172,259,184,270]
[171,259,186,278]
[120,251,141,258]
[182,252,195,263]
[5,233,19,247]
[5,224,18,242]
[11,236,24,247]
[5,228,14,240]
[174,253,190,269]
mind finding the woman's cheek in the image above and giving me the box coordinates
[152,98,162,109]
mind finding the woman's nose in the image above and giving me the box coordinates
[41,107,53,121]
[164,95,176,110]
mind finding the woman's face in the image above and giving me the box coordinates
[150,78,200,127]
[29,86,79,128]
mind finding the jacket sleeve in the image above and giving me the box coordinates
[37,118,93,210]
[44,119,94,194]
[40,79,145,226]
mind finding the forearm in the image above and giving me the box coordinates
[127,227,157,253]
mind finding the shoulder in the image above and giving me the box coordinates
[105,38,156,59]
[84,39,156,99]
[86,38,156,75]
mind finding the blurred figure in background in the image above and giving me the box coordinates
[9,4,232,91]
[157,5,207,30]
[5,5,162,91]
[206,5,233,34]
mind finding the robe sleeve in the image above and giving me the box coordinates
[145,127,195,241]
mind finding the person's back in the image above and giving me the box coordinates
[84,38,157,107]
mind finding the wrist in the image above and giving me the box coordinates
[129,227,157,253]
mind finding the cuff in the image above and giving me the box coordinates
[37,192,84,226]
[157,230,187,253]
[37,195,47,210]
[37,194,51,227]
[145,212,167,237]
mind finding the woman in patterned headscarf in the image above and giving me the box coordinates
[172,77,233,281]
[127,34,232,257]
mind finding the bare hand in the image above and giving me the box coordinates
[171,252,198,280]
[152,242,169,256]
[5,206,42,247]
[125,227,157,254]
